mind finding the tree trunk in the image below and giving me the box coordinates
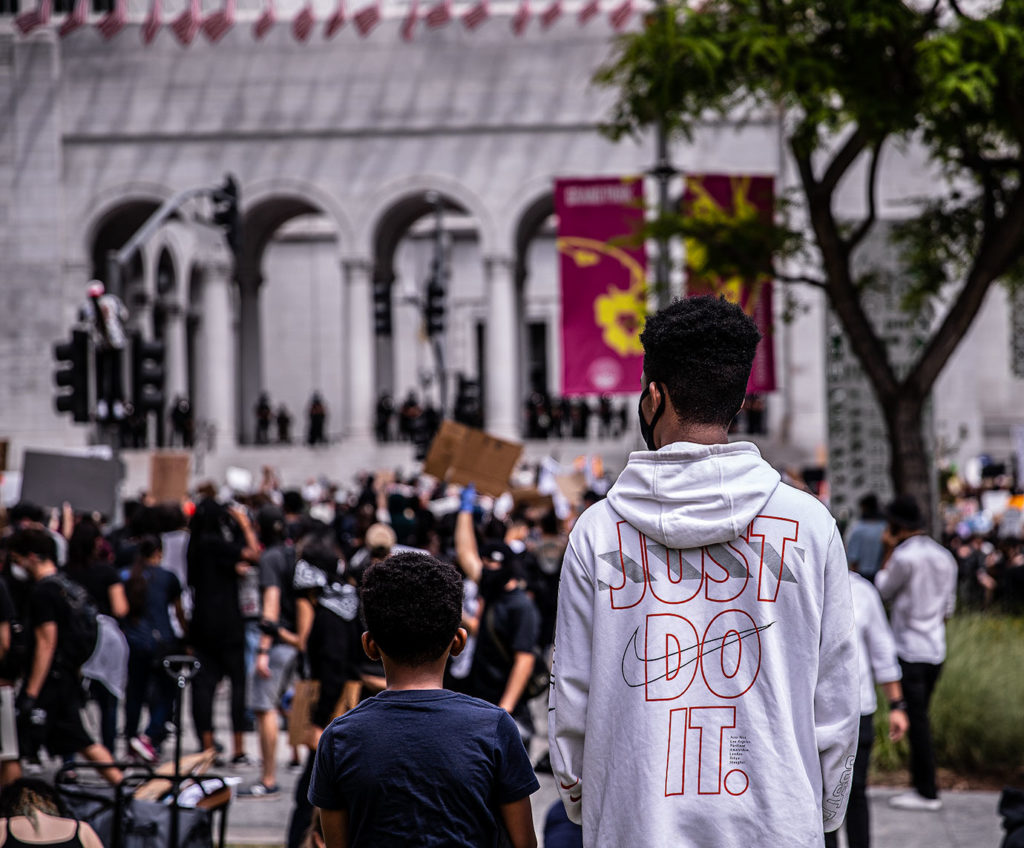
[882,390,933,525]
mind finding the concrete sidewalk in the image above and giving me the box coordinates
[224,758,1006,847]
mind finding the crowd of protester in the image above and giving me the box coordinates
[0,460,595,842]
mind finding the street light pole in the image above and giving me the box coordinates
[651,0,676,310]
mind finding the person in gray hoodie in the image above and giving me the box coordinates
[549,296,859,847]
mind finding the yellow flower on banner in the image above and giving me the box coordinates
[595,287,646,356]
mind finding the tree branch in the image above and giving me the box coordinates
[845,139,884,252]
[909,183,1024,396]
[774,272,827,289]
[819,128,869,197]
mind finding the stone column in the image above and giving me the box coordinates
[162,301,188,408]
[344,260,375,440]
[196,258,237,450]
[484,256,520,440]
[237,277,263,445]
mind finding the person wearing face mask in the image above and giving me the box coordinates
[548,296,859,847]
[461,523,541,746]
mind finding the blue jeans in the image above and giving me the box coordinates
[124,649,177,747]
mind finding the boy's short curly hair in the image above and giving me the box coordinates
[639,295,761,428]
[360,551,464,666]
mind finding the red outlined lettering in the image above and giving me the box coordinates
[609,522,648,609]
[665,706,737,796]
[665,708,687,796]
[649,545,703,605]
[644,614,700,702]
[747,515,799,603]
[724,769,749,796]
[702,543,750,603]
[699,609,763,699]
[690,706,736,795]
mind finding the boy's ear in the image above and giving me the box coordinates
[361,631,381,661]
[449,627,468,658]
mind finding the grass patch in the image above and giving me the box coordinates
[872,614,1024,777]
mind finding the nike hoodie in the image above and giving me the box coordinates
[549,441,859,847]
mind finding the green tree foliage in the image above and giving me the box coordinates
[597,0,1024,511]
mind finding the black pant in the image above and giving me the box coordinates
[900,659,942,799]
[190,643,247,738]
[825,712,874,848]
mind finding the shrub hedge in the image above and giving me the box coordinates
[871,614,1024,776]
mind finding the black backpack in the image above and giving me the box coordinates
[42,572,100,670]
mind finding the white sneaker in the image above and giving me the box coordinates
[889,791,942,811]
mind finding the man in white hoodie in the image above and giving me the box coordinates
[549,296,859,847]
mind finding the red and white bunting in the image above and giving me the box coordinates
[400,0,418,40]
[324,0,346,38]
[293,2,315,40]
[424,0,451,27]
[253,0,276,39]
[608,0,631,30]
[58,0,88,38]
[353,1,380,36]
[14,0,52,36]
[539,0,560,28]
[510,0,529,34]
[202,0,236,43]
[171,0,201,44]
[96,0,127,39]
[141,0,162,44]
[577,0,599,24]
[461,0,487,29]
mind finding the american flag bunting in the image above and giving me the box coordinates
[58,0,87,38]
[14,0,52,35]
[424,0,450,28]
[253,0,276,40]
[608,0,632,30]
[400,0,419,40]
[202,0,236,43]
[461,0,487,29]
[292,2,314,41]
[539,0,560,28]
[141,0,162,43]
[353,1,380,36]
[511,0,529,34]
[171,0,202,44]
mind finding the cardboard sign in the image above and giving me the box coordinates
[447,428,524,498]
[423,420,470,480]
[0,440,8,472]
[149,452,191,504]
[555,471,588,506]
[511,488,555,511]
[424,420,524,497]
[21,450,121,518]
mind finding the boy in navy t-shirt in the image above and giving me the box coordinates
[308,551,539,848]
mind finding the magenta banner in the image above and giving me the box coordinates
[556,176,647,396]
[683,174,777,393]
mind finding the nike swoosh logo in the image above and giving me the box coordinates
[619,620,774,688]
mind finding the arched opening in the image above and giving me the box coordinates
[238,196,342,445]
[89,200,161,303]
[371,191,481,442]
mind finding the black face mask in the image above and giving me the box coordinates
[638,383,666,451]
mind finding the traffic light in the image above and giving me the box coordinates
[213,174,243,258]
[53,330,91,423]
[373,281,392,336]
[131,333,166,413]
[425,276,445,336]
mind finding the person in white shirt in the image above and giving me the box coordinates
[549,296,859,847]
[875,495,957,812]
[825,570,908,848]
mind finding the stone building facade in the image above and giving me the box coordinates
[1,2,1022,483]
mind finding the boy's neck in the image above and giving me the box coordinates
[381,655,449,691]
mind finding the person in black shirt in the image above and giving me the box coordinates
[66,518,127,753]
[7,528,122,786]
[186,498,260,761]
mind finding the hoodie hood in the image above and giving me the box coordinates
[606,441,781,549]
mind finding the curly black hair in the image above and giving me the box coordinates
[360,551,464,666]
[639,295,762,428]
